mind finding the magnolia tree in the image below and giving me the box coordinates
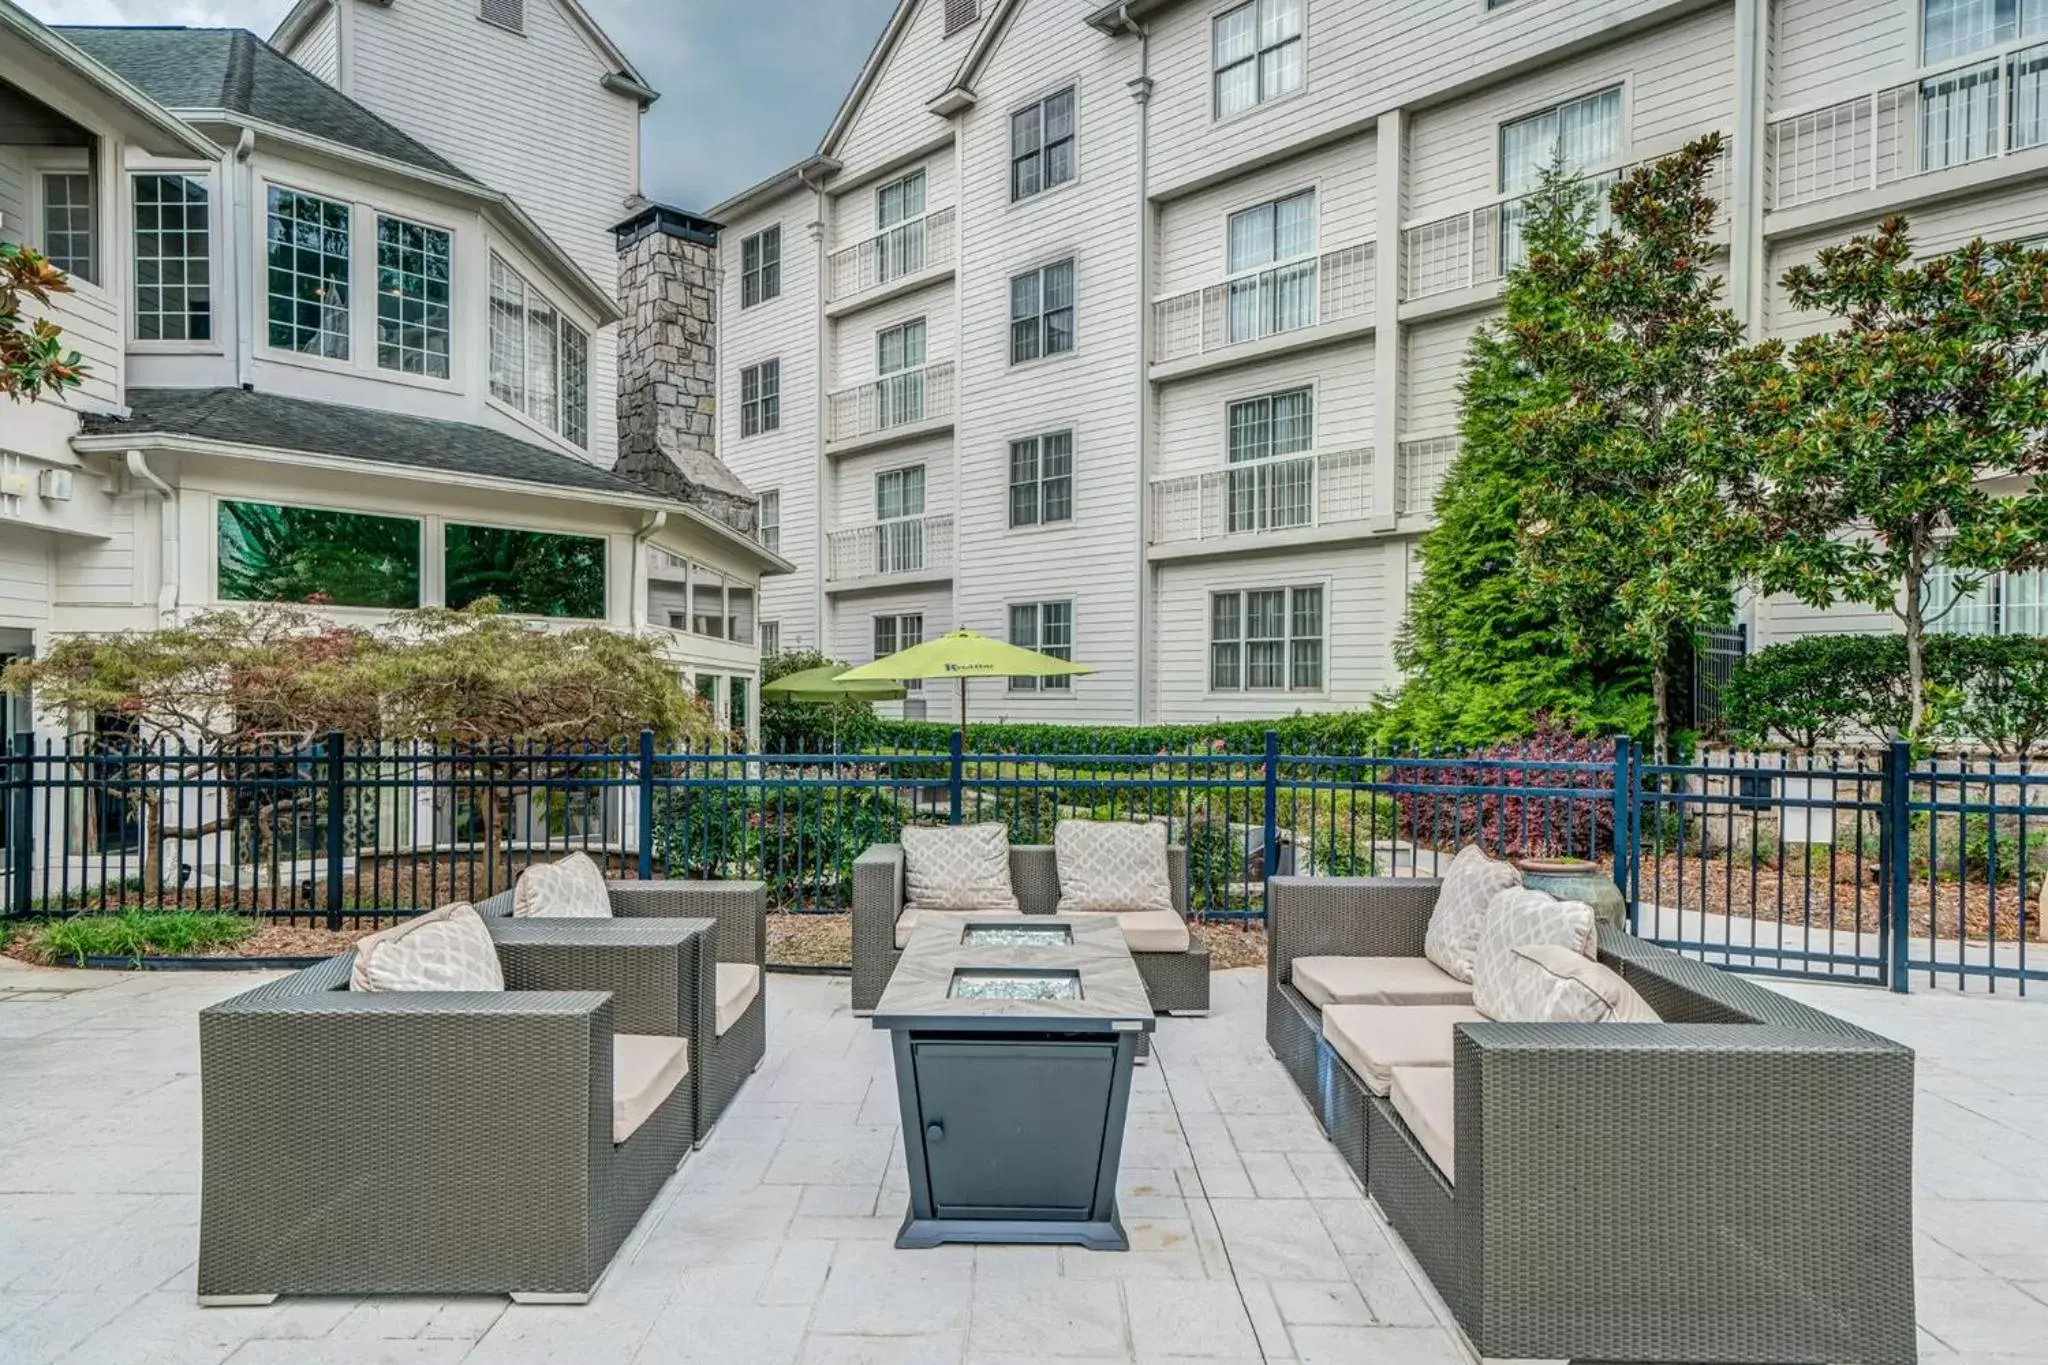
[2,241,85,401]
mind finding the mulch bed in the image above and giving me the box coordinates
[1631,853,2041,942]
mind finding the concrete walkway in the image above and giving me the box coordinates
[0,958,2043,1363]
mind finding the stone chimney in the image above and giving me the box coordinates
[612,204,758,533]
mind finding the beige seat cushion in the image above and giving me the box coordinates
[1471,888,1599,1020]
[902,823,1018,911]
[1422,844,1522,984]
[613,1034,689,1144]
[1114,908,1190,954]
[350,903,503,993]
[1321,1003,1485,1096]
[716,963,761,1036]
[513,851,612,918]
[1291,956,1475,1009]
[1504,944,1662,1023]
[1054,820,1173,913]
[895,905,1026,949]
[1390,1065,1457,1183]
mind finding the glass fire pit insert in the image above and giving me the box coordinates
[960,923,1074,948]
[949,967,1082,1001]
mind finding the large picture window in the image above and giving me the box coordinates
[375,215,452,379]
[444,523,606,618]
[489,254,590,447]
[133,173,209,341]
[217,500,420,608]
[266,186,350,358]
[1209,585,1323,691]
[1213,0,1303,120]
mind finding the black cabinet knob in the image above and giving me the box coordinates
[925,1121,945,1143]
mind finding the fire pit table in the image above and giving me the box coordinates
[872,914,1156,1250]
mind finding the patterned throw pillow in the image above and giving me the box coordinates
[1054,820,1174,913]
[513,851,613,918]
[351,903,504,993]
[1504,943,1662,1023]
[1470,887,1598,1021]
[902,823,1018,911]
[1422,844,1523,984]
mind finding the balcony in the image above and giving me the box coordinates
[827,206,956,305]
[1149,448,1373,550]
[1151,242,1375,368]
[1397,436,1459,517]
[825,360,955,450]
[825,514,955,587]
[1769,49,2048,212]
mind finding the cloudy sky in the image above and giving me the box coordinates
[31,0,901,209]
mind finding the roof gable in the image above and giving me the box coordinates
[0,0,218,159]
[820,0,991,161]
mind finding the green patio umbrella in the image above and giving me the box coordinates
[836,628,1094,735]
[762,664,907,753]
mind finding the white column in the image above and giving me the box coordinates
[1372,108,1406,531]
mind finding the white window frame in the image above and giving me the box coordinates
[760,620,782,657]
[1212,0,1305,121]
[1010,85,1078,203]
[35,161,98,287]
[264,182,352,362]
[874,612,925,690]
[741,358,781,436]
[1008,430,1074,529]
[1009,259,1075,365]
[741,225,781,307]
[1497,86,1625,195]
[1224,386,1315,533]
[1208,583,1325,693]
[130,168,215,348]
[757,489,781,555]
[374,213,453,380]
[488,250,591,448]
[1929,562,2048,635]
[875,464,927,576]
[1008,600,1074,692]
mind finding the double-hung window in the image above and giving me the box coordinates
[1498,87,1623,264]
[741,225,781,307]
[488,253,591,447]
[875,466,926,575]
[1225,190,1315,343]
[266,186,350,358]
[1225,388,1314,532]
[1009,601,1074,691]
[760,621,781,657]
[133,173,209,341]
[41,171,95,284]
[1009,260,1074,363]
[1929,562,2048,635]
[876,318,927,426]
[1213,0,1303,120]
[876,171,927,281]
[375,215,452,378]
[1008,430,1074,528]
[1011,86,1077,201]
[741,358,781,436]
[1210,585,1323,691]
[874,612,925,690]
[758,489,781,555]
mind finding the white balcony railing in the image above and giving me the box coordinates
[1769,47,2048,211]
[825,514,955,582]
[1397,436,1460,517]
[1149,448,1373,545]
[1151,241,1375,364]
[827,206,957,302]
[826,360,955,444]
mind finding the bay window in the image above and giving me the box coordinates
[133,173,209,341]
[489,253,590,447]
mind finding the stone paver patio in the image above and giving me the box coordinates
[1,959,2045,1364]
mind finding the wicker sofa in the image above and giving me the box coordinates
[476,878,767,1144]
[851,842,1209,1019]
[198,915,711,1304]
[1266,875,1916,1365]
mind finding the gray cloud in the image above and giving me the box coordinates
[28,0,898,208]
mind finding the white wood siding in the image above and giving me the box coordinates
[829,278,956,390]
[1752,591,1899,646]
[1154,129,1376,298]
[1401,313,1486,437]
[288,4,342,86]
[833,435,955,527]
[831,583,962,722]
[54,498,139,607]
[831,0,979,179]
[1153,344,1374,481]
[828,146,956,255]
[0,532,53,631]
[1771,0,1914,117]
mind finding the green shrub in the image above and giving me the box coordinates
[651,778,907,908]
[1927,635,2048,759]
[1721,635,1910,749]
[760,648,879,754]
[23,910,255,965]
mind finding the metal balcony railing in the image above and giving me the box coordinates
[826,360,955,444]
[1149,448,1373,545]
[825,514,955,582]
[1397,436,1460,517]
[1151,241,1375,364]
[827,206,957,302]
[1769,46,2048,211]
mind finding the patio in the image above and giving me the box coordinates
[0,961,2043,1365]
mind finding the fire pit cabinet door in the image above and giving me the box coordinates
[911,1040,1117,1219]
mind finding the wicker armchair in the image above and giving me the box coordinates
[852,842,1209,1019]
[198,916,711,1305]
[478,879,767,1143]
[1265,875,1916,1365]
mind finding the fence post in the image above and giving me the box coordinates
[1883,740,1911,993]
[1610,735,1634,927]
[9,733,33,920]
[323,731,345,933]
[1262,729,1280,909]
[948,729,964,826]
[637,729,656,881]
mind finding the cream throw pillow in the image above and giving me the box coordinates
[1505,943,1662,1023]
[350,903,504,993]
[1470,887,1597,1021]
[513,851,612,918]
[1422,844,1523,984]
[902,823,1018,911]
[1054,820,1174,914]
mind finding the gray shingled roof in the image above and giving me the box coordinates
[84,388,658,499]
[56,27,477,184]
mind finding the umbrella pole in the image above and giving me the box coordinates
[957,675,968,744]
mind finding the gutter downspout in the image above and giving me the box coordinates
[631,511,668,632]
[232,129,256,388]
[1115,4,1154,723]
[125,450,178,618]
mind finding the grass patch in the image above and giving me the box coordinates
[20,911,257,966]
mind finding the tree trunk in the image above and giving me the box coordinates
[1902,561,1927,744]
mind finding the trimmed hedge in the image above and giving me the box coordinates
[864,712,1387,755]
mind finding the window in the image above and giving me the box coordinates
[217,500,420,608]
[877,171,926,231]
[1009,260,1074,363]
[730,676,750,736]
[1009,601,1073,692]
[874,612,925,690]
[758,490,781,555]
[875,171,928,281]
[480,0,523,32]
[1226,190,1315,342]
[1930,563,2048,635]
[266,186,350,358]
[488,254,591,447]
[1924,0,2048,63]
[760,620,781,656]
[944,0,980,35]
[132,173,209,341]
[1209,585,1323,690]
[40,172,95,284]
[1226,388,1314,532]
[1213,0,1303,119]
[1499,87,1623,195]
[1008,431,1074,528]
[742,225,781,307]
[741,359,781,436]
[444,524,606,618]
[876,317,928,425]
[875,466,926,574]
[375,215,452,378]
[1011,86,1077,201]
